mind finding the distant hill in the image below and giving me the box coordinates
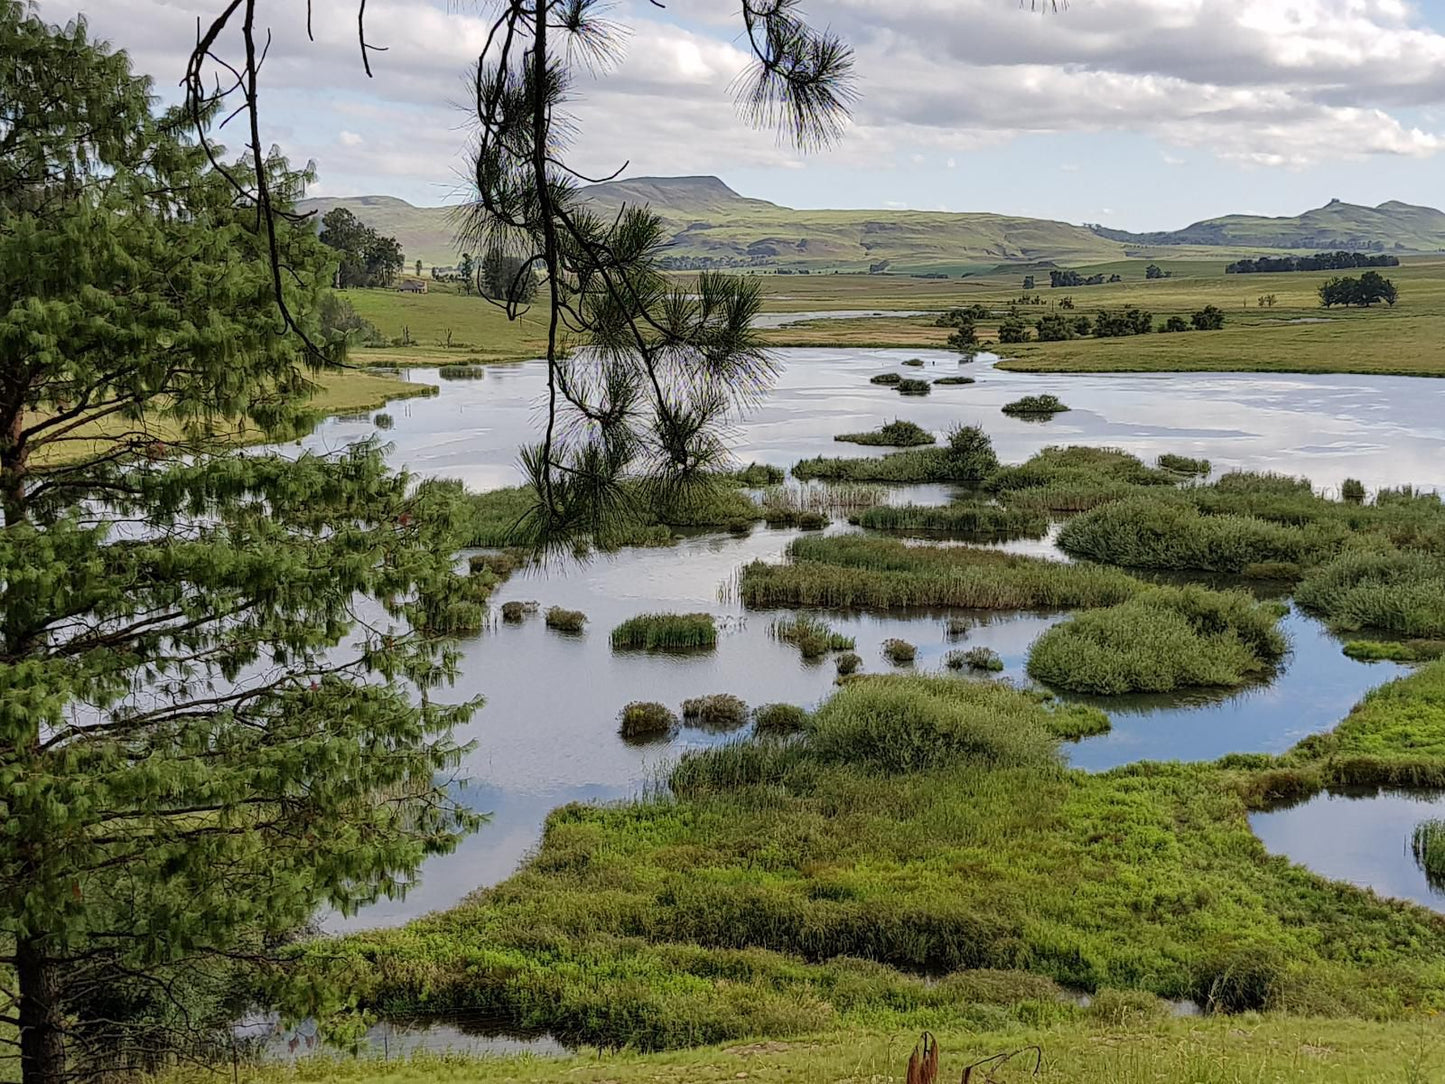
[298,182,1445,271]
[1092,198,1445,253]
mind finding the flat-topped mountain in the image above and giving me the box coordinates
[298,180,1445,270]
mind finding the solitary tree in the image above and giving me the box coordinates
[1,10,477,1080]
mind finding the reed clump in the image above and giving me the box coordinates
[835,419,936,447]
[772,615,856,659]
[1296,552,1445,638]
[1158,453,1210,476]
[373,412,394,430]
[610,612,718,651]
[869,372,903,386]
[619,701,679,740]
[753,703,810,733]
[856,502,1047,539]
[730,462,786,486]
[1027,585,1288,695]
[545,606,588,633]
[1002,394,1069,416]
[882,638,917,665]
[682,694,751,731]
[437,363,487,379]
[896,378,932,396]
[469,550,523,578]
[500,599,538,622]
[949,646,1003,672]
[1412,819,1445,890]
[835,651,862,676]
[933,376,976,386]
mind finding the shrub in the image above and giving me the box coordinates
[944,424,999,483]
[933,376,976,386]
[1043,703,1112,740]
[954,646,1003,672]
[835,419,935,447]
[501,600,537,622]
[903,357,925,368]
[544,607,588,633]
[619,701,679,740]
[896,378,931,396]
[373,412,394,429]
[437,363,488,379]
[1191,305,1226,331]
[753,703,809,733]
[1159,315,1190,334]
[869,373,903,386]
[792,448,953,484]
[725,518,754,536]
[682,694,751,731]
[1296,552,1445,638]
[772,615,856,659]
[611,612,718,651]
[731,462,786,486]
[1341,477,1367,504]
[1002,394,1070,416]
[835,651,862,676]
[882,638,917,665]
[1086,989,1170,1027]
[469,551,522,578]
[1026,586,1288,695]
[997,314,1030,344]
[1158,453,1210,476]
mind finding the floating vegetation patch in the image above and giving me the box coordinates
[544,606,588,633]
[869,373,903,386]
[771,615,856,659]
[610,612,718,651]
[682,694,751,731]
[618,701,679,741]
[896,378,932,396]
[500,600,538,622]
[882,638,917,665]
[1002,394,1070,416]
[1158,453,1211,476]
[1027,585,1288,695]
[945,617,971,638]
[834,419,936,448]
[933,376,976,386]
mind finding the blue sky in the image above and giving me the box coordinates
[40,0,1445,231]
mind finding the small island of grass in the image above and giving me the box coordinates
[834,419,936,447]
[1002,393,1070,416]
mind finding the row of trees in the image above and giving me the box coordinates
[1226,252,1401,275]
[318,207,405,287]
[1319,271,1399,308]
[1049,269,1122,288]
[991,306,1227,345]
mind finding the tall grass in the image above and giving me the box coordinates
[619,701,678,740]
[611,613,718,651]
[1413,820,1445,890]
[855,502,1048,539]
[1158,453,1210,475]
[792,448,952,484]
[545,607,588,633]
[1027,585,1288,695]
[882,638,917,665]
[771,615,856,658]
[741,536,1139,611]
[1296,552,1445,638]
[1342,639,1445,663]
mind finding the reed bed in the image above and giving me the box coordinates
[611,612,718,651]
[855,502,1048,539]
[760,483,889,515]
[544,606,588,633]
[771,615,856,658]
[834,419,936,447]
[792,448,952,484]
[1296,552,1445,638]
[1027,585,1288,695]
[835,651,862,675]
[933,376,976,386]
[740,536,1139,611]
[437,363,487,379]
[373,412,394,430]
[729,462,786,486]
[500,599,537,622]
[1342,639,1445,663]
[1158,453,1211,476]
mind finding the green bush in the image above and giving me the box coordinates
[944,424,999,483]
[730,462,786,486]
[753,703,810,733]
[792,448,952,484]
[437,363,487,379]
[611,612,718,651]
[869,373,903,386]
[1296,552,1445,638]
[834,420,935,447]
[373,412,394,429]
[500,599,537,622]
[619,701,679,740]
[682,694,751,731]
[1002,394,1070,416]
[903,357,925,368]
[882,638,917,665]
[1341,477,1367,504]
[949,646,1003,672]
[1412,820,1445,890]
[896,378,931,396]
[933,376,976,386]
[545,606,588,633]
[1026,585,1287,695]
[835,651,863,676]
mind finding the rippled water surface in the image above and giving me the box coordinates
[296,349,1445,929]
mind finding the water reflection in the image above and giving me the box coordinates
[1250,789,1445,913]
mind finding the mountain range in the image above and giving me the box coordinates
[297,178,1445,272]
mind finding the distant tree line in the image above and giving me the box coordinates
[1226,252,1401,274]
[319,207,404,287]
[994,305,1227,345]
[1319,271,1398,308]
[1050,269,1122,287]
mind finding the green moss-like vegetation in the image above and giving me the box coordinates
[741,536,1140,611]
[770,615,856,659]
[618,701,679,741]
[834,419,935,447]
[854,502,1047,539]
[896,378,931,396]
[753,703,809,733]
[611,613,718,652]
[1002,394,1069,416]
[544,607,588,633]
[1027,585,1288,695]
[1343,639,1445,663]
[328,675,1445,1051]
[682,695,751,731]
[1158,453,1211,475]
[881,638,916,665]
[1296,552,1445,638]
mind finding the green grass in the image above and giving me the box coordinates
[544,607,587,633]
[834,651,862,676]
[611,613,718,651]
[1343,639,1445,663]
[895,378,931,396]
[752,703,809,733]
[881,638,916,665]
[948,646,1004,673]
[1413,820,1445,891]
[1026,585,1288,695]
[619,701,679,740]
[436,363,487,379]
[793,448,952,484]
[854,502,1048,540]
[320,675,1445,1052]
[740,536,1140,611]
[833,419,935,447]
[1158,453,1211,476]
[770,615,856,659]
[682,695,752,731]
[1001,394,1070,416]
[345,287,551,365]
[1296,552,1445,639]
[933,375,976,386]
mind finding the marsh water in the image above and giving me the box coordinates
[293,348,1445,928]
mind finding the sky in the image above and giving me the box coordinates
[33,0,1445,231]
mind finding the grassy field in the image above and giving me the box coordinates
[179,1015,1445,1084]
[345,288,551,365]
[756,257,1445,377]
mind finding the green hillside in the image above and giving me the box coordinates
[1095,197,1445,252]
[298,181,1445,272]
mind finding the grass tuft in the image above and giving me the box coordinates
[682,694,751,731]
[544,607,588,633]
[1002,394,1070,416]
[619,701,679,740]
[611,613,718,652]
[882,638,917,665]
[753,703,810,733]
[834,419,935,447]
[771,615,856,659]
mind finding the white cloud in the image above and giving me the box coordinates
[338,131,364,147]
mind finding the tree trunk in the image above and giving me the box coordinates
[16,936,66,1084]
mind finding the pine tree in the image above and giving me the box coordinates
[0,8,478,1080]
